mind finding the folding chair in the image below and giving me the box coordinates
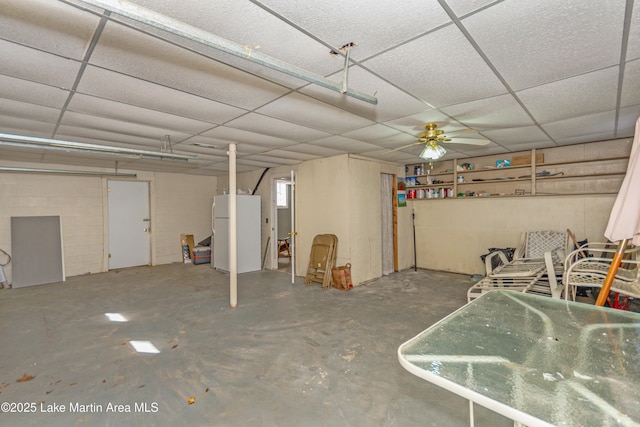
[304,234,338,290]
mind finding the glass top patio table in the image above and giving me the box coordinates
[397,290,640,427]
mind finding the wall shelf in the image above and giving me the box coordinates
[403,140,631,200]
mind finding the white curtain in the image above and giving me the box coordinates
[381,174,395,275]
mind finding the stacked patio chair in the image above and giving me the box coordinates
[305,234,338,290]
[563,242,640,303]
[467,230,569,302]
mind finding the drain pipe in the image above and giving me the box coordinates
[228,143,238,308]
[252,168,270,195]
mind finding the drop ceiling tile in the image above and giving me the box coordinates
[542,111,616,144]
[261,149,321,161]
[309,135,383,154]
[364,25,507,108]
[67,94,215,134]
[463,0,625,90]
[341,124,408,144]
[77,66,246,124]
[0,75,70,108]
[0,0,98,60]
[300,67,431,122]
[441,94,535,130]
[444,0,502,17]
[0,99,60,123]
[201,126,297,149]
[621,58,640,107]
[517,67,619,124]
[282,144,343,157]
[481,126,552,146]
[625,2,640,61]
[0,40,81,89]
[60,111,192,146]
[90,22,290,110]
[0,115,56,136]
[180,135,268,155]
[126,0,345,80]
[254,0,452,61]
[55,126,176,150]
[225,113,331,142]
[256,92,375,133]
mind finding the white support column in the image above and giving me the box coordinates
[228,143,237,308]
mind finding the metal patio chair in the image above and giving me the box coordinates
[563,242,640,304]
[467,230,569,302]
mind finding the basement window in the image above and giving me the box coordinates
[277,181,289,208]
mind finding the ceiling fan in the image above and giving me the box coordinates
[387,123,490,160]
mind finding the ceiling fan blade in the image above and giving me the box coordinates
[442,138,491,146]
[383,141,422,154]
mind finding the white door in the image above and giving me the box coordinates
[108,180,150,269]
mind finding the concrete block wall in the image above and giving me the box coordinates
[152,172,216,265]
[410,194,617,275]
[0,162,217,284]
[0,169,105,280]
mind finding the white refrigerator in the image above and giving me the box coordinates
[213,194,261,273]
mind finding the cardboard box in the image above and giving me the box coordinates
[512,153,544,166]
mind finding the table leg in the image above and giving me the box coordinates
[469,400,474,427]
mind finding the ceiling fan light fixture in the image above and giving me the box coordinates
[419,142,446,160]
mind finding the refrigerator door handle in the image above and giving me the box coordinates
[211,200,215,236]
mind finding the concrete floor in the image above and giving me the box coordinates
[0,264,512,427]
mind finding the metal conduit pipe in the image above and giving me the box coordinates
[77,0,378,105]
[0,166,137,177]
[0,133,197,161]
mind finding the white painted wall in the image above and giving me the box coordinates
[0,161,217,284]
[218,155,410,285]
[296,155,351,274]
[409,195,616,275]
[1,140,624,287]
[151,172,217,265]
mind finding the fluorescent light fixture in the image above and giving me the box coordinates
[0,166,137,177]
[0,132,197,162]
[76,0,378,105]
[105,312,128,322]
[129,340,160,354]
[419,142,446,160]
